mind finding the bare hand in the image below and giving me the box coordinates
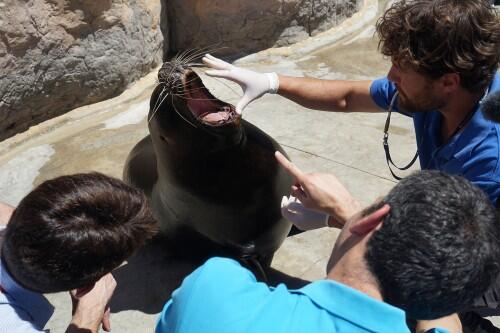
[275,151,361,226]
[0,201,14,227]
[66,273,117,333]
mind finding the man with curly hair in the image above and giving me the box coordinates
[203,0,500,201]
[203,0,500,330]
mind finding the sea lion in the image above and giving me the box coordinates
[123,57,292,275]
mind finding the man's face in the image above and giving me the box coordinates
[387,63,446,112]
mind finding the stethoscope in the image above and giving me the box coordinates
[382,88,489,180]
[382,92,419,180]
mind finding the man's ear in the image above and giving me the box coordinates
[440,73,460,93]
[349,204,390,236]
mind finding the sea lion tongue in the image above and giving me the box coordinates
[201,110,232,122]
[186,94,231,122]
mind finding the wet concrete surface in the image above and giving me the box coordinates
[1,0,498,330]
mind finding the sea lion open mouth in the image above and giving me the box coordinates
[155,61,238,127]
[183,70,237,126]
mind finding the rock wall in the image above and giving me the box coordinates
[162,0,362,59]
[0,0,162,141]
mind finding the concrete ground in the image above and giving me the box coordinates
[0,0,498,331]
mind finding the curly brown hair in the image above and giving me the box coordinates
[376,0,500,93]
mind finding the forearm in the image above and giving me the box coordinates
[65,311,101,333]
[65,323,97,333]
[277,75,378,112]
[0,202,15,226]
[327,198,363,229]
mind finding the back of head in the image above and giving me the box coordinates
[2,173,157,293]
[365,170,500,319]
[482,91,500,123]
[376,0,500,92]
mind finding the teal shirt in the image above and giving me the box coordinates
[156,257,449,333]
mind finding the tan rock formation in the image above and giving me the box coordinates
[162,0,361,58]
[0,0,162,140]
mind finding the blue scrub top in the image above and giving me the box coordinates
[370,73,500,203]
[0,259,54,333]
[156,257,448,333]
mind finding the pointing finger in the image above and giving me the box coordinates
[275,151,305,180]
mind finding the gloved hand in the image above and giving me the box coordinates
[275,151,361,227]
[202,54,279,114]
[281,195,330,231]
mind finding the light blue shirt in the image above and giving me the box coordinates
[156,257,449,333]
[0,230,54,333]
[370,73,500,203]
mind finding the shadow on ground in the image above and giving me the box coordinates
[110,236,310,314]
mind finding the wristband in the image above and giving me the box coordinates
[266,72,279,94]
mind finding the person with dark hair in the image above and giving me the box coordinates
[156,162,500,333]
[0,173,158,333]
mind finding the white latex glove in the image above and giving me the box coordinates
[281,195,330,231]
[275,151,361,228]
[202,54,279,114]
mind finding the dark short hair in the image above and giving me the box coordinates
[2,173,158,293]
[365,171,500,319]
[376,0,500,92]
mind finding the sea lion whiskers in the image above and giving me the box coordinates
[171,100,199,129]
[158,62,180,85]
[148,86,170,123]
[152,63,180,120]
[174,47,202,64]
[176,45,228,66]
[174,47,206,65]
[157,61,185,99]
[148,85,202,129]
[167,73,215,96]
[167,78,230,103]
[165,72,241,114]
